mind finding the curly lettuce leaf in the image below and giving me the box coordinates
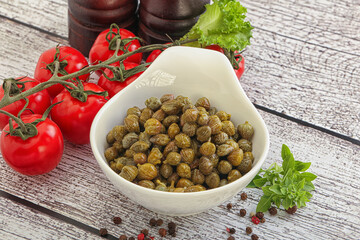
[181,0,253,51]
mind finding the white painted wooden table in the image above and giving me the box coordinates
[0,0,359,239]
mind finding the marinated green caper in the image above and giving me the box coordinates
[208,107,217,116]
[217,160,233,175]
[205,172,220,189]
[133,152,147,165]
[219,179,228,187]
[147,147,163,165]
[145,97,162,111]
[244,151,254,162]
[162,115,180,127]
[161,99,181,115]
[212,132,229,145]
[182,122,197,137]
[174,133,191,148]
[122,132,139,149]
[191,169,205,185]
[208,115,222,135]
[177,163,191,178]
[112,141,123,153]
[180,148,195,164]
[225,139,239,150]
[222,121,236,136]
[167,123,181,139]
[227,149,244,166]
[199,156,213,175]
[127,106,141,117]
[237,139,252,152]
[160,164,173,179]
[197,111,209,125]
[237,156,252,174]
[104,146,118,161]
[208,154,219,167]
[144,118,163,135]
[152,109,166,122]
[138,180,155,189]
[167,172,180,185]
[217,144,234,157]
[150,134,170,146]
[196,125,212,142]
[164,152,182,165]
[119,165,138,181]
[195,97,210,110]
[160,94,174,103]
[182,108,199,123]
[155,180,168,191]
[227,169,242,182]
[130,140,150,153]
[199,142,216,157]
[124,114,140,133]
[216,111,231,121]
[176,178,194,188]
[106,130,115,144]
[163,141,179,157]
[185,185,206,192]
[238,121,254,140]
[138,163,158,180]
[112,125,128,142]
[139,108,153,126]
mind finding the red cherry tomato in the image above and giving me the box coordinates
[205,45,245,79]
[0,114,64,176]
[34,46,90,98]
[50,83,108,145]
[0,77,51,130]
[89,28,142,76]
[98,62,143,98]
[146,49,163,63]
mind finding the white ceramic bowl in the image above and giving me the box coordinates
[90,46,269,216]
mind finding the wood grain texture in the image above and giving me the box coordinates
[0,196,101,240]
[0,110,359,240]
[0,0,359,140]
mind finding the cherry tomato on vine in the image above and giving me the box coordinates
[50,83,108,145]
[98,62,144,98]
[0,77,51,130]
[34,46,90,98]
[0,114,64,176]
[205,45,245,79]
[146,49,163,63]
[89,28,142,76]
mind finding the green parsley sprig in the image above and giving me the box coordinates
[248,144,317,213]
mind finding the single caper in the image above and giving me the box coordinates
[112,125,128,142]
[163,141,179,157]
[205,172,220,189]
[160,93,174,103]
[237,139,252,152]
[244,151,254,162]
[180,148,195,164]
[106,130,115,144]
[119,165,138,181]
[167,172,180,185]
[208,115,222,135]
[133,152,147,165]
[144,118,163,135]
[237,156,252,174]
[227,169,242,182]
[182,108,199,123]
[155,180,168,191]
[222,120,236,136]
[168,123,181,139]
[225,139,239,150]
[122,132,139,149]
[197,111,209,125]
[216,144,234,157]
[208,154,219,167]
[208,107,217,116]
[139,108,154,126]
[127,106,141,117]
[138,180,155,189]
[217,160,233,175]
[104,146,118,161]
[176,178,194,188]
[191,169,205,185]
[130,140,150,152]
[164,152,182,166]
[219,179,228,187]
[196,125,212,142]
[216,111,231,121]
[124,114,140,133]
[145,97,162,111]
[138,163,158,180]
[177,163,191,179]
[195,97,210,110]
[112,141,123,153]
[162,115,180,127]
[161,99,181,115]
[227,149,244,166]
[147,148,163,165]
[237,121,254,140]
[174,133,191,148]
[150,134,171,146]
[199,142,216,157]
[160,164,173,179]
[199,156,214,175]
[212,132,229,145]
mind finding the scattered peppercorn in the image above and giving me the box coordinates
[246,227,252,235]
[129,237,135,240]
[240,192,247,200]
[255,212,264,219]
[260,218,266,223]
[251,216,260,225]
[226,203,233,210]
[159,228,167,237]
[137,233,145,240]
[113,216,122,224]
[156,219,164,226]
[239,209,247,217]
[285,205,297,214]
[228,227,236,234]
[119,235,127,240]
[251,234,259,240]
[168,228,176,235]
[149,218,157,227]
[171,232,176,237]
[141,229,149,236]
[227,236,235,240]
[168,222,176,230]
[99,228,108,237]
[269,207,277,215]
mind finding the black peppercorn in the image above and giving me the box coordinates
[168,222,176,230]
[286,205,297,214]
[229,228,236,234]
[99,228,108,237]
[246,227,252,234]
[119,235,127,240]
[149,218,157,226]
[255,212,264,219]
[113,216,122,224]
[240,192,247,200]
[227,203,233,210]
[260,218,266,223]
[251,234,259,240]
[227,236,235,240]
[239,209,246,217]
[157,219,164,226]
[141,229,149,236]
[269,207,277,215]
[129,237,135,240]
[159,228,167,237]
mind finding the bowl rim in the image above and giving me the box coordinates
[90,46,270,197]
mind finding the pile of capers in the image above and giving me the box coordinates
[104,94,254,192]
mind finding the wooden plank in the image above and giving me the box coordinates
[0,109,359,240]
[0,1,359,139]
[0,196,102,240]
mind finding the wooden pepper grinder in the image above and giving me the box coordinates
[138,0,210,44]
[68,0,138,57]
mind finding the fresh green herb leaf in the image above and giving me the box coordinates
[247,144,317,213]
[247,174,262,188]
[256,194,273,213]
[181,0,253,51]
